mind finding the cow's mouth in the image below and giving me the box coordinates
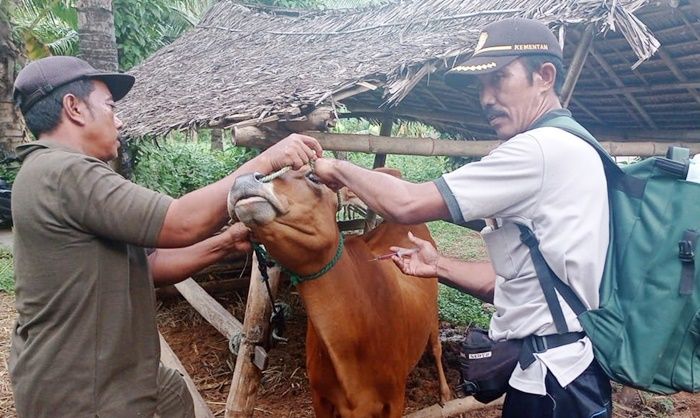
[228,173,288,226]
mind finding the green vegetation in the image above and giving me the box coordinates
[345,152,448,183]
[0,158,21,184]
[428,221,492,327]
[0,248,14,294]
[439,285,492,328]
[132,139,257,197]
[6,0,384,70]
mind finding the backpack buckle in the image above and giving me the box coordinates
[679,240,695,263]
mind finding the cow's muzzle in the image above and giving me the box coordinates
[227,173,288,225]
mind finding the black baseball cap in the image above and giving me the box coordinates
[13,56,135,114]
[445,18,562,89]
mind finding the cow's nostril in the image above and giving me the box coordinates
[253,172,264,182]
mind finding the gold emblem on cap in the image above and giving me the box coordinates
[452,62,497,72]
[474,31,488,54]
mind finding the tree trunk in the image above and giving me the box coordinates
[76,0,131,177]
[0,16,25,155]
[76,0,119,72]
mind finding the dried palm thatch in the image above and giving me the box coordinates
[119,0,700,142]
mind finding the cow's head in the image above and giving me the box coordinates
[228,166,340,275]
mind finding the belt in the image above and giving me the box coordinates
[518,331,586,369]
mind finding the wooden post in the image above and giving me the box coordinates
[365,117,393,232]
[561,25,595,108]
[403,395,504,418]
[159,332,215,418]
[372,117,393,168]
[225,255,281,417]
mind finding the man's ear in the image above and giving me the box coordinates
[62,94,88,126]
[536,62,557,92]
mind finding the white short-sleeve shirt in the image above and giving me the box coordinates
[435,122,609,395]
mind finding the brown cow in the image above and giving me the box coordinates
[228,166,450,417]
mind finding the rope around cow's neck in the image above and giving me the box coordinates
[253,233,344,286]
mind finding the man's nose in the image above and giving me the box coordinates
[480,85,494,108]
[114,115,123,130]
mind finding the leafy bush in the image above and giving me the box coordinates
[0,248,14,294]
[439,285,491,328]
[0,158,21,184]
[132,140,257,197]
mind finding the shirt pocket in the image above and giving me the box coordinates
[481,222,531,281]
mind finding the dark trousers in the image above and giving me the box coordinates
[502,360,612,418]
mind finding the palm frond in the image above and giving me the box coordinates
[45,28,78,55]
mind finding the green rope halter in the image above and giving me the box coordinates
[253,233,344,286]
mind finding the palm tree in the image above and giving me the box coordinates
[76,0,118,71]
[0,0,26,155]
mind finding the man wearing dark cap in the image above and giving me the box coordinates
[9,56,322,417]
[313,18,611,418]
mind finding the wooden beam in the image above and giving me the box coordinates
[573,81,700,96]
[589,48,658,129]
[570,97,605,125]
[159,332,215,418]
[592,128,700,142]
[345,105,485,126]
[225,256,281,417]
[561,25,595,107]
[656,48,700,107]
[403,395,504,418]
[174,279,243,342]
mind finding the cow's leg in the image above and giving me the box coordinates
[311,392,337,418]
[343,392,404,418]
[430,328,452,404]
[307,320,341,418]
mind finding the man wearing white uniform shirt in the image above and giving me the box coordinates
[313,18,612,418]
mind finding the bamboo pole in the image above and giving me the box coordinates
[561,25,595,108]
[159,332,215,418]
[225,256,281,417]
[234,131,700,157]
[403,396,504,418]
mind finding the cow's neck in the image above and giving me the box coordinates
[281,234,345,286]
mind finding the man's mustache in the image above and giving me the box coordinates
[483,107,507,121]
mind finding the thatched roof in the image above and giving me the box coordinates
[119,0,698,141]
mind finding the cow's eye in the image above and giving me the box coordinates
[305,171,321,184]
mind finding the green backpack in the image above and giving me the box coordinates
[521,113,700,394]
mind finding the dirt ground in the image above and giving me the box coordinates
[1,287,700,417]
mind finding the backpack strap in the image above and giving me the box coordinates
[516,223,588,368]
[679,229,699,296]
[532,113,647,199]
[516,224,572,333]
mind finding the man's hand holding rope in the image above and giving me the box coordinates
[259,133,323,172]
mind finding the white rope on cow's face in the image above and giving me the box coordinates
[257,162,342,212]
[256,166,291,183]
[257,160,315,184]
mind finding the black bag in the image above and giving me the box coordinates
[458,328,522,403]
